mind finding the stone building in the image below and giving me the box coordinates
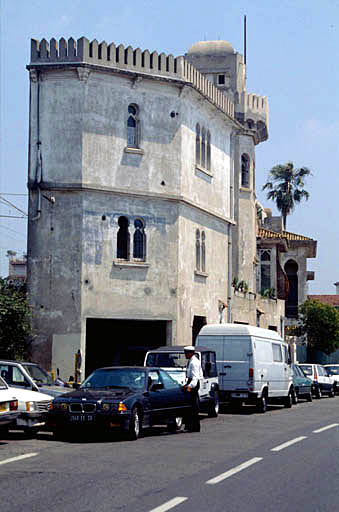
[26,37,307,379]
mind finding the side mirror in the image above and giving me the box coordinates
[151,383,164,391]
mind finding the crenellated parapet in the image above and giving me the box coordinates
[29,37,234,121]
[235,91,269,142]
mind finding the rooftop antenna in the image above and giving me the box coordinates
[244,14,247,80]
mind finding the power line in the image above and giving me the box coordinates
[0,196,27,216]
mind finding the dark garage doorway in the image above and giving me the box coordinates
[192,316,207,345]
[85,319,168,377]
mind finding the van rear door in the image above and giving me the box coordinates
[220,336,252,392]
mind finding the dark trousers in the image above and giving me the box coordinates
[185,385,200,432]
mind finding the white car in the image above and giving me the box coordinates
[0,376,19,433]
[323,365,339,394]
[10,387,53,435]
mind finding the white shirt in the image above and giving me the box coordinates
[186,354,203,389]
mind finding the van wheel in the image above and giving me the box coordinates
[315,387,322,399]
[284,390,293,408]
[208,391,219,417]
[257,393,267,413]
[292,388,298,405]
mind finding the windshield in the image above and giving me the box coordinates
[81,369,146,391]
[22,364,54,385]
[299,365,312,376]
[145,352,187,368]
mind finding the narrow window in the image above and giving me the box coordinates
[201,128,206,169]
[218,74,225,85]
[195,124,201,166]
[201,231,206,272]
[195,229,200,270]
[133,218,146,260]
[260,250,271,292]
[117,216,130,259]
[206,131,211,171]
[241,153,250,188]
[127,104,139,148]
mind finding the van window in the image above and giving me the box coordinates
[253,338,273,362]
[208,352,217,377]
[223,336,251,362]
[283,346,289,363]
[272,343,282,362]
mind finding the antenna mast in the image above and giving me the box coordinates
[244,14,247,80]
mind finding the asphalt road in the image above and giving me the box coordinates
[1,396,339,512]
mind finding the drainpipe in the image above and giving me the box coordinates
[32,70,42,221]
[227,223,232,322]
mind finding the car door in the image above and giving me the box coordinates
[147,370,184,424]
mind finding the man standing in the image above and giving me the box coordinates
[183,346,203,432]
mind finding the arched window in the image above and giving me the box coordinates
[241,153,250,188]
[127,104,139,148]
[201,128,206,169]
[195,229,201,270]
[260,250,271,292]
[117,216,130,259]
[133,218,146,260]
[201,231,206,272]
[206,131,211,171]
[195,124,201,166]
[285,260,298,318]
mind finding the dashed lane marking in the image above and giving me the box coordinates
[0,452,38,466]
[271,436,307,452]
[149,497,188,512]
[313,423,339,433]
[206,457,263,485]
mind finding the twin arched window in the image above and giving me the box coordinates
[241,153,250,188]
[196,124,211,171]
[196,229,206,272]
[127,104,139,148]
[117,216,146,261]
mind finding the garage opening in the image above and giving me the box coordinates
[85,319,168,378]
[192,316,207,345]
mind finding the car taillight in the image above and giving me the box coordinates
[249,368,254,378]
[10,400,18,411]
[314,368,318,380]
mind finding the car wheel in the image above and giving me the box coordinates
[257,393,267,413]
[24,427,39,438]
[208,391,219,418]
[292,388,298,405]
[315,386,322,399]
[284,390,293,408]
[306,392,312,402]
[328,387,335,398]
[127,407,141,440]
[0,425,8,438]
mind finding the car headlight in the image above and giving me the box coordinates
[25,401,37,412]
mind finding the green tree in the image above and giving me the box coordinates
[262,162,312,229]
[297,300,339,357]
[0,278,33,359]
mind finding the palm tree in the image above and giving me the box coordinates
[262,162,312,230]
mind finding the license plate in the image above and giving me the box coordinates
[231,393,248,398]
[70,415,94,422]
[0,403,7,412]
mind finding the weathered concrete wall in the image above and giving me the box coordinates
[232,292,285,336]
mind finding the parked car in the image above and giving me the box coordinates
[144,345,219,417]
[0,376,19,433]
[291,364,312,403]
[0,360,69,397]
[6,386,53,436]
[323,364,339,394]
[196,324,294,413]
[47,366,192,440]
[298,363,334,398]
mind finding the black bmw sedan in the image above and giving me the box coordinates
[47,367,192,440]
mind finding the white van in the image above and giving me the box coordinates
[196,324,294,412]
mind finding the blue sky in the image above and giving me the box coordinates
[0,0,338,293]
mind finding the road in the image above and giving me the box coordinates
[1,397,339,512]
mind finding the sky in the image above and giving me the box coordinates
[0,0,338,293]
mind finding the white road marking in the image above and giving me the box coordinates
[149,497,188,512]
[0,452,38,466]
[206,457,263,485]
[313,423,339,433]
[271,436,307,452]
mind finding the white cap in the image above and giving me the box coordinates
[184,345,195,352]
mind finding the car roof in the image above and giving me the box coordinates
[94,366,158,371]
[146,346,212,353]
[0,360,40,366]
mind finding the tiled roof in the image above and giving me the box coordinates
[257,227,314,241]
[308,295,339,306]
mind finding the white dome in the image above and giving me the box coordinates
[187,40,235,56]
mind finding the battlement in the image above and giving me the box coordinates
[235,91,269,142]
[30,37,234,120]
